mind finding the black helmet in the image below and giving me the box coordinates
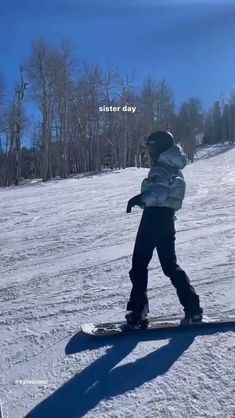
[147,131,174,154]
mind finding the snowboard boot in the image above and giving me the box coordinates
[180,307,203,325]
[125,304,149,329]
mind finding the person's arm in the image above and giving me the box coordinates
[126,194,143,213]
[141,166,170,207]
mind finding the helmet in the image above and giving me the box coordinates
[147,131,174,154]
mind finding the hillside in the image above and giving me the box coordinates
[0,146,235,418]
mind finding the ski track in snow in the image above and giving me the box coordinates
[0,146,235,417]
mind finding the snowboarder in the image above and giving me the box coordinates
[126,131,203,328]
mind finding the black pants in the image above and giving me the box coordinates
[127,207,201,314]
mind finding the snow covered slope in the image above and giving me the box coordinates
[0,146,235,418]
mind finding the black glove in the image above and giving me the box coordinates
[126,194,143,213]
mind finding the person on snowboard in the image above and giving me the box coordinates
[126,130,203,328]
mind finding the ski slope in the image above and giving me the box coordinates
[0,145,235,418]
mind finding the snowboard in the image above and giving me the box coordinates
[80,316,235,337]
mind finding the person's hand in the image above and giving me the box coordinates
[126,194,142,213]
[126,200,133,213]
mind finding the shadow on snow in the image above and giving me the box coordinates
[25,324,235,418]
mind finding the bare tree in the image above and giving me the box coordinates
[227,90,235,144]
[115,74,137,168]
[178,98,203,162]
[26,40,57,181]
[53,41,77,178]
[155,79,175,129]
[0,72,27,186]
[100,66,121,169]
[14,68,28,185]
[0,74,8,134]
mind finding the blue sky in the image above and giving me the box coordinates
[1,0,235,110]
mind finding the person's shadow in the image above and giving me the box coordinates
[25,324,235,418]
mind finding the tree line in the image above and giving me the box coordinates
[0,39,235,187]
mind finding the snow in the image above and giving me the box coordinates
[0,145,235,418]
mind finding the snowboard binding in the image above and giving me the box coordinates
[180,308,203,325]
[125,308,149,330]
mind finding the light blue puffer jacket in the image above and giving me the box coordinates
[141,144,187,211]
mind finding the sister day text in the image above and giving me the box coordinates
[99,105,137,113]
